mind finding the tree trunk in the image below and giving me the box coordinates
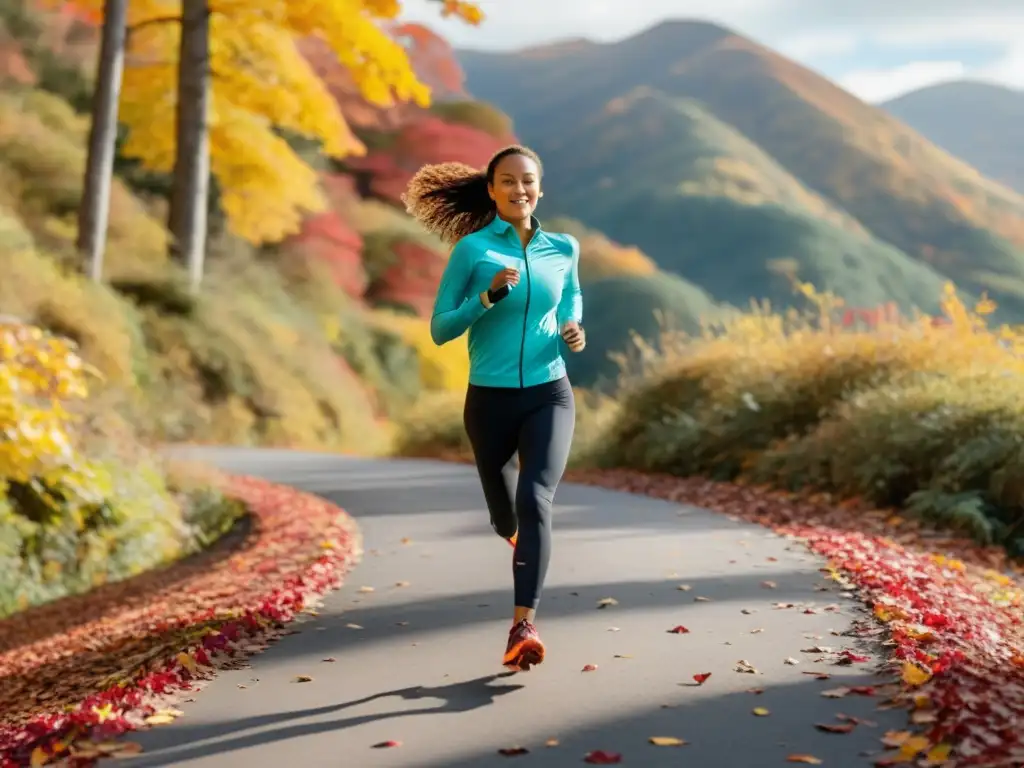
[76,0,128,282]
[168,0,210,294]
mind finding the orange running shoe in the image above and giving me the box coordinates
[502,619,545,671]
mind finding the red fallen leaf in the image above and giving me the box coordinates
[787,756,823,764]
[848,686,876,696]
[560,468,1024,768]
[581,664,598,672]
[498,746,529,756]
[835,650,870,665]
[667,625,690,634]
[747,687,765,694]
[815,722,855,733]
[692,672,712,684]
[373,740,401,748]
[584,750,622,764]
[0,476,361,764]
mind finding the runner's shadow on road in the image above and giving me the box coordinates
[124,672,525,766]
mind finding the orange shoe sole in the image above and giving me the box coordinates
[502,635,545,671]
[507,532,518,549]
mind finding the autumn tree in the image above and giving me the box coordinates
[167,0,209,292]
[76,0,128,283]
[59,0,483,290]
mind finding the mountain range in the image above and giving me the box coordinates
[456,21,1024,387]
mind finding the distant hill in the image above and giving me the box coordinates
[458,20,1024,322]
[528,86,953,315]
[882,80,1024,196]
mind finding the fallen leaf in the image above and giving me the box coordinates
[761,580,778,589]
[750,628,765,634]
[815,722,855,733]
[692,672,712,685]
[143,713,178,726]
[787,755,823,764]
[667,625,690,634]
[373,740,401,748]
[922,743,952,765]
[322,657,336,663]
[748,687,765,694]
[694,596,712,602]
[597,598,618,609]
[802,672,831,680]
[900,661,932,687]
[677,584,692,591]
[752,707,770,716]
[293,675,314,683]
[821,687,851,698]
[346,623,364,629]
[545,738,560,747]
[582,664,599,672]
[734,660,760,674]
[498,746,529,756]
[649,736,687,746]
[357,586,375,593]
[784,657,800,665]
[584,750,622,764]
[613,654,633,659]
[394,581,410,588]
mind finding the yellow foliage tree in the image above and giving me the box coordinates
[59,0,483,244]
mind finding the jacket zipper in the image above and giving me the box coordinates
[519,238,531,389]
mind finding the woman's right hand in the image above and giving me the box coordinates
[489,268,520,293]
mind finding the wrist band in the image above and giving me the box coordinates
[487,284,510,304]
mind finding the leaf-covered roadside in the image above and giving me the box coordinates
[567,468,1024,767]
[0,476,361,767]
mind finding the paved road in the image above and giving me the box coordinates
[120,448,905,767]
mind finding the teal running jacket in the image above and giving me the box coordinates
[430,215,583,389]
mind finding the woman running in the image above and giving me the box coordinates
[403,145,585,672]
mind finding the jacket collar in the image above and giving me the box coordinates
[485,214,543,239]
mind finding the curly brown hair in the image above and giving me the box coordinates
[401,145,543,245]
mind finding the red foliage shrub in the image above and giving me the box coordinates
[366,240,448,316]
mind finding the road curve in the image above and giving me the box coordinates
[118,447,905,767]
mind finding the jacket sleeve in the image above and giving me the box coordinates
[430,239,490,345]
[557,235,583,327]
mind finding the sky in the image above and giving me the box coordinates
[398,0,1024,103]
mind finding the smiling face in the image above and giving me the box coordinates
[488,152,542,223]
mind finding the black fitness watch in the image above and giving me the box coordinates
[487,284,510,304]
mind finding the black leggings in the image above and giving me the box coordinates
[463,376,575,611]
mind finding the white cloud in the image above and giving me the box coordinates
[975,44,1024,87]
[397,0,1024,94]
[840,61,968,102]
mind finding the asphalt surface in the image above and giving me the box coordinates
[116,447,906,767]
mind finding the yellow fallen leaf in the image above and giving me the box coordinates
[901,661,932,687]
[881,730,912,747]
[91,702,117,723]
[144,713,177,726]
[30,747,48,767]
[176,652,197,673]
[358,586,375,593]
[293,675,314,683]
[752,707,770,716]
[898,735,930,758]
[649,736,687,746]
[922,743,952,765]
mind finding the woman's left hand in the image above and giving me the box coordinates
[561,321,586,352]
